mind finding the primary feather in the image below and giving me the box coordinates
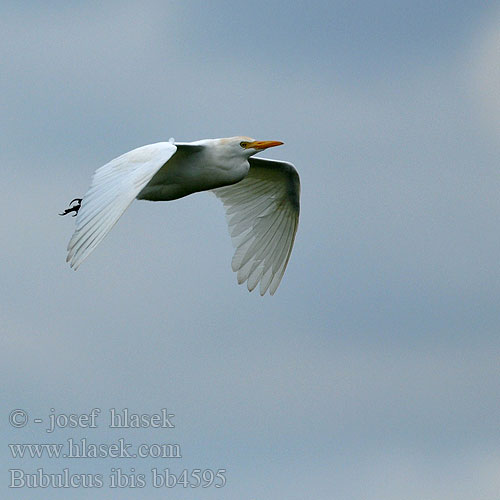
[213,157,300,295]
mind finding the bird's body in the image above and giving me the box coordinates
[137,138,251,201]
[64,136,300,295]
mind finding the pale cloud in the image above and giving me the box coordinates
[467,6,500,136]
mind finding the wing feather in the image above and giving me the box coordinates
[213,157,300,295]
[66,142,177,269]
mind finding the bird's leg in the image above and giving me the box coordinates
[59,198,82,217]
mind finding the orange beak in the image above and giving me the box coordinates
[245,140,284,150]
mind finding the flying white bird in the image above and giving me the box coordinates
[62,136,300,295]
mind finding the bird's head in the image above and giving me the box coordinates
[220,136,284,157]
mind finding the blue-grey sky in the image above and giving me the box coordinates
[1,1,499,499]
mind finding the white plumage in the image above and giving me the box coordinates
[65,136,300,295]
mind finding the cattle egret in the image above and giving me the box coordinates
[62,137,300,295]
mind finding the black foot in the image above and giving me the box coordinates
[59,198,82,217]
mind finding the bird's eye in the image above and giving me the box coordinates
[240,141,249,148]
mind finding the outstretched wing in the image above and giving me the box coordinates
[213,157,300,296]
[66,142,177,269]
